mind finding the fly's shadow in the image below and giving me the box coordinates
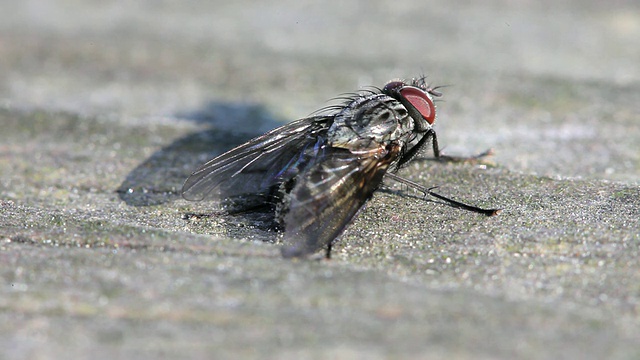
[116,101,284,209]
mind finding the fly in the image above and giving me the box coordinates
[182,77,500,258]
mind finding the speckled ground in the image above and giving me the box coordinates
[1,1,639,359]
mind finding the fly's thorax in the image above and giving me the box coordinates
[327,94,419,150]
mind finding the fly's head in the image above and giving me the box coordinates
[327,77,442,156]
[382,78,442,133]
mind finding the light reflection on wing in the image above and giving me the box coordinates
[281,145,400,258]
[181,116,333,208]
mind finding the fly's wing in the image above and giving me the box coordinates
[182,116,333,209]
[280,144,401,258]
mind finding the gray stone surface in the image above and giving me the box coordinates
[1,1,639,359]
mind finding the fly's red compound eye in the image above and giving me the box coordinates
[399,86,436,124]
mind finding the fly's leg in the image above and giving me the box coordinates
[385,172,500,216]
[430,130,494,164]
[325,242,332,259]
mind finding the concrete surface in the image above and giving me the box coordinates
[1,1,639,359]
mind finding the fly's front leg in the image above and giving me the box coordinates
[430,129,494,164]
[431,129,441,158]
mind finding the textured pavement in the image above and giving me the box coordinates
[1,1,640,359]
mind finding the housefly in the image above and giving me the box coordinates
[182,77,499,258]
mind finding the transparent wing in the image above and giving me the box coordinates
[182,116,333,206]
[280,145,400,258]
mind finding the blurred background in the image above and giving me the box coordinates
[2,0,639,183]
